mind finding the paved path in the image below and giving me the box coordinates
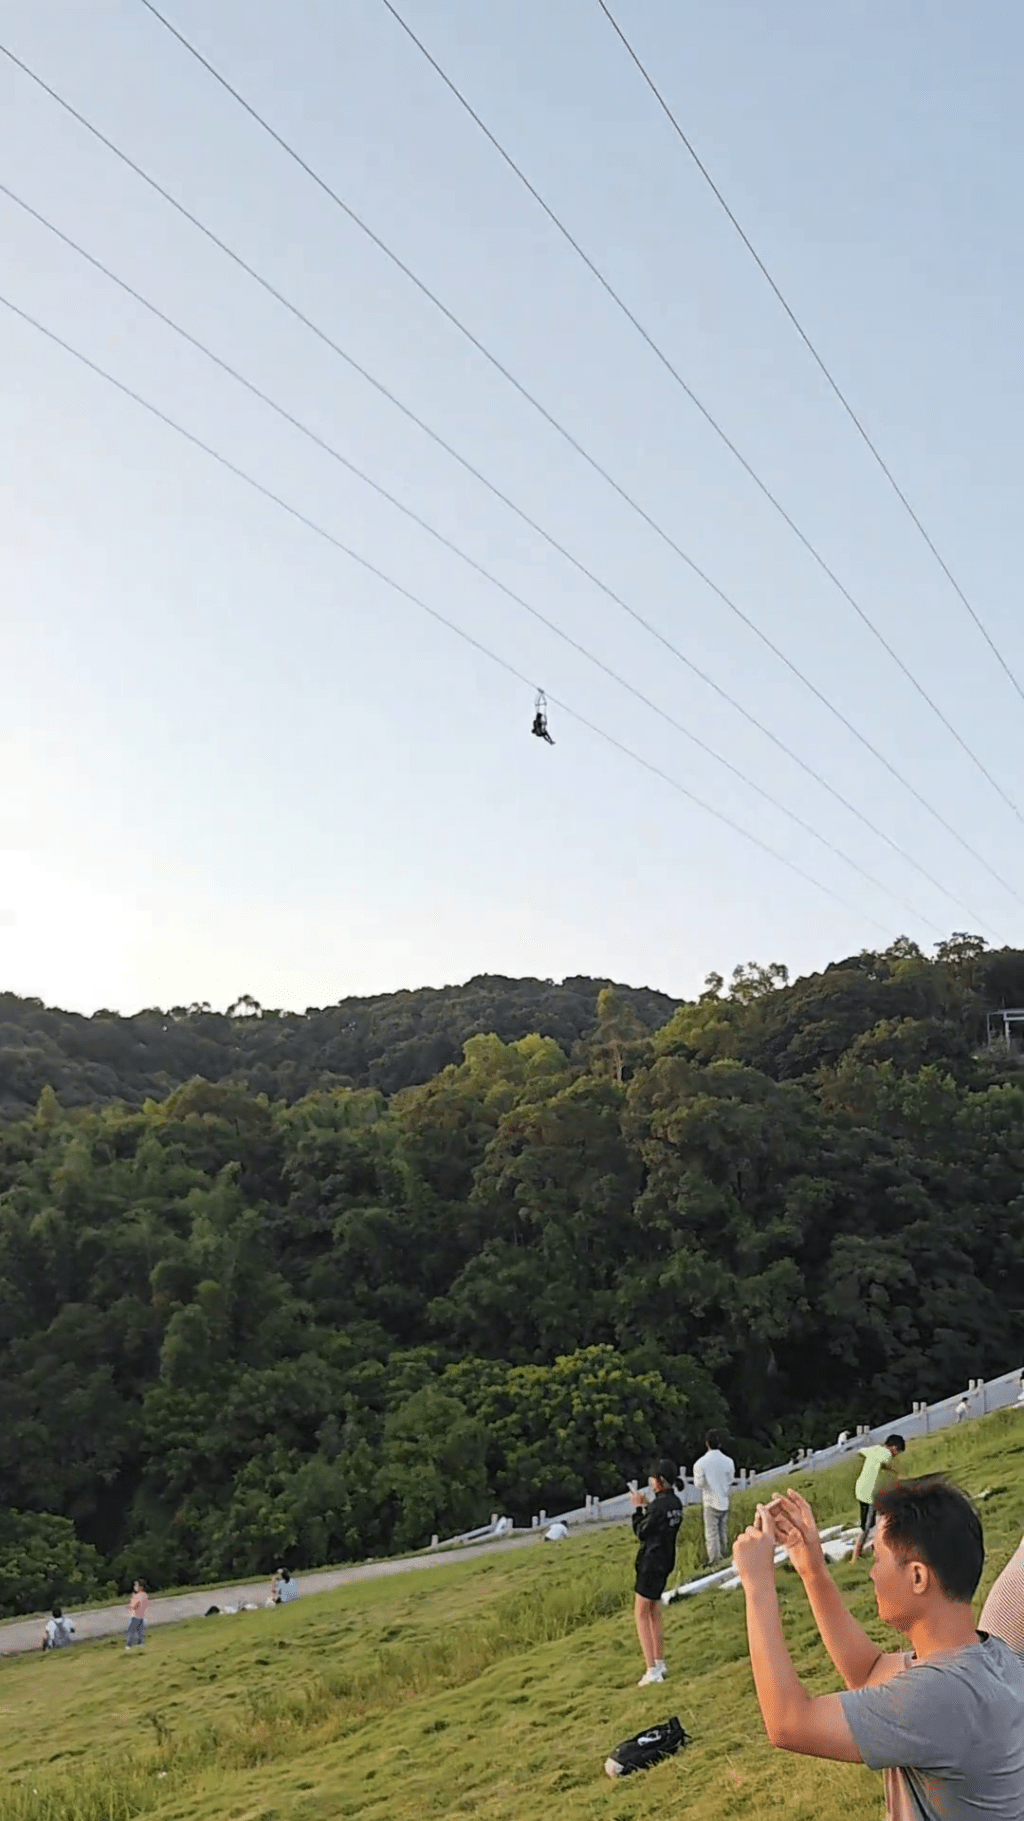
[0,1531,542,1659]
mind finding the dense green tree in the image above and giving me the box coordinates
[443,1346,724,1518]
[1,944,1023,1613]
[0,1512,114,1619]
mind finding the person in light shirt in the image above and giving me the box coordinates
[275,1568,299,1603]
[125,1579,149,1650]
[41,1605,75,1650]
[852,1436,905,1561]
[692,1430,735,1565]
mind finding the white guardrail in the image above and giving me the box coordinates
[429,1365,1024,1550]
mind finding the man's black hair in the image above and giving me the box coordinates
[886,1434,907,1453]
[706,1430,721,1450]
[873,1475,983,1602]
[51,1605,62,1619]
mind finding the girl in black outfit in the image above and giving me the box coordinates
[630,1457,683,1685]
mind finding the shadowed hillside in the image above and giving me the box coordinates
[0,975,678,1116]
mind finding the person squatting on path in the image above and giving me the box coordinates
[852,1435,905,1561]
[630,1458,683,1686]
[125,1579,148,1650]
[734,1476,1024,1819]
[693,1430,735,1565]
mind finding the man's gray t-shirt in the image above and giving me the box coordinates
[840,1636,1024,1819]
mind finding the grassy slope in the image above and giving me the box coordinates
[3,1411,1023,1821]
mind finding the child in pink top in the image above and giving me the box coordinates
[125,1580,148,1650]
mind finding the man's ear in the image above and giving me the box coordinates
[908,1559,931,1597]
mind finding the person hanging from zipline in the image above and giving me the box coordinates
[532,688,554,744]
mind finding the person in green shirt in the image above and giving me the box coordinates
[852,1435,905,1560]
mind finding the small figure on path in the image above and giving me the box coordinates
[41,1605,74,1650]
[125,1579,148,1651]
[276,1568,299,1603]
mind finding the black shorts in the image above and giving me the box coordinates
[859,1501,874,1534]
[635,1567,668,1602]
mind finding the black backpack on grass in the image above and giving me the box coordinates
[605,1715,689,1777]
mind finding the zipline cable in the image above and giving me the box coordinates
[130,3,1024,876]
[372,0,1023,822]
[595,0,1024,711]
[0,285,902,937]
[0,177,958,936]
[0,39,1014,918]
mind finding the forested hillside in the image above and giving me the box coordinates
[0,975,677,1118]
[1,934,1023,1615]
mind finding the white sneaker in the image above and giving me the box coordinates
[637,1665,666,1686]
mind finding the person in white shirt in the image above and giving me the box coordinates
[41,1606,75,1649]
[276,1568,299,1603]
[693,1430,736,1565]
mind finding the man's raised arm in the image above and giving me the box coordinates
[770,1492,905,1690]
[734,1506,862,1760]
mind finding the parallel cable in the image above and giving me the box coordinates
[0,285,900,934]
[1,178,955,935]
[596,0,1024,709]
[372,0,1023,824]
[130,4,1024,876]
[0,40,1008,926]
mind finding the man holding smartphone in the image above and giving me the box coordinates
[732,1478,1024,1816]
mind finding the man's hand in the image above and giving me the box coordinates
[770,1490,827,1581]
[733,1504,779,1587]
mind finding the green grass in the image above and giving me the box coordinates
[3,1411,1024,1821]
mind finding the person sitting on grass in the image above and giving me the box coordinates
[732,1476,1024,1818]
[629,1458,682,1687]
[276,1568,299,1603]
[41,1605,75,1650]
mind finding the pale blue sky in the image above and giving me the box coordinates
[2,0,1023,1014]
